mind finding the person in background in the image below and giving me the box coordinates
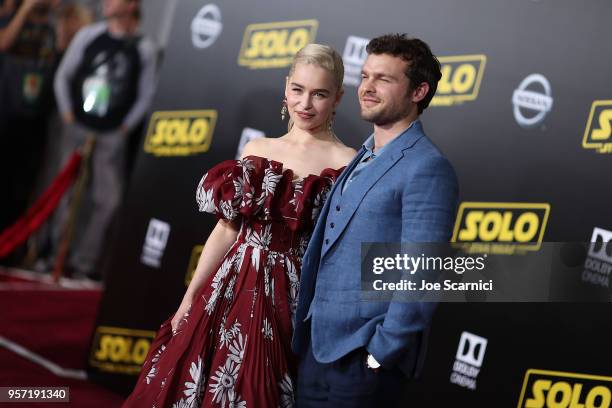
[0,0,16,18]
[0,0,56,52]
[50,0,157,279]
[26,2,93,269]
[55,2,93,54]
[0,0,59,239]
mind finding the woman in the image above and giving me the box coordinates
[124,44,356,408]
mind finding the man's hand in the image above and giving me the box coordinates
[119,124,130,136]
[20,0,46,15]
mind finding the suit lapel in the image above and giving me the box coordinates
[320,122,425,259]
[321,152,402,259]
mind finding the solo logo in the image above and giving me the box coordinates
[144,110,217,157]
[452,202,551,254]
[89,326,156,374]
[185,245,204,286]
[450,331,487,391]
[431,55,487,106]
[582,100,612,154]
[238,19,318,69]
[518,369,612,408]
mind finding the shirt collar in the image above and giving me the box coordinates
[360,119,419,159]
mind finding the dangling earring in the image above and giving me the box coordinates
[280,97,288,121]
[327,111,336,132]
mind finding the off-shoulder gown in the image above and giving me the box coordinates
[123,155,344,408]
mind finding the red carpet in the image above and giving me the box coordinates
[0,268,125,407]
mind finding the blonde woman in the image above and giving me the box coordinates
[124,44,355,408]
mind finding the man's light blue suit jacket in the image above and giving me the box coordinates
[292,121,459,377]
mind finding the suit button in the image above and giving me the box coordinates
[325,239,329,245]
[330,222,335,228]
[336,205,340,211]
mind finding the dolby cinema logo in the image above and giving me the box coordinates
[450,331,487,390]
[141,218,170,268]
[191,4,223,49]
[589,227,612,264]
[512,74,553,128]
[342,36,370,87]
[582,227,612,288]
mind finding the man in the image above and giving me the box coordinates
[293,34,459,406]
[0,0,59,234]
[51,0,156,278]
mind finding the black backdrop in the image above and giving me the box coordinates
[87,1,612,405]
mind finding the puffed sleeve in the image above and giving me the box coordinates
[195,159,242,221]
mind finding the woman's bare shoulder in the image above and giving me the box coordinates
[240,137,279,159]
[334,143,358,166]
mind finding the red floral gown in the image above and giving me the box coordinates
[124,155,343,408]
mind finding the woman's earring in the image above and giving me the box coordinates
[328,111,336,131]
[281,98,288,121]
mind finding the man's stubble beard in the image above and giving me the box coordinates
[360,104,411,126]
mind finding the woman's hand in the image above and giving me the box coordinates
[168,219,239,335]
[170,297,192,335]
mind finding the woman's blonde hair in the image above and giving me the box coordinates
[286,43,344,132]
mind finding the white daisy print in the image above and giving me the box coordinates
[262,318,273,341]
[221,200,238,219]
[227,389,247,408]
[219,320,241,349]
[145,345,166,384]
[170,398,190,408]
[196,174,216,213]
[209,358,240,407]
[228,332,246,365]
[184,356,205,406]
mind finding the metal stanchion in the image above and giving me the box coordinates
[52,134,96,283]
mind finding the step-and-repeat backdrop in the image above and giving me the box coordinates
[86,1,612,405]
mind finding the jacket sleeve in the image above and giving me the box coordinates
[366,155,458,368]
[121,37,158,131]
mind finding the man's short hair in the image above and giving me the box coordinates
[124,0,141,19]
[366,34,442,114]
